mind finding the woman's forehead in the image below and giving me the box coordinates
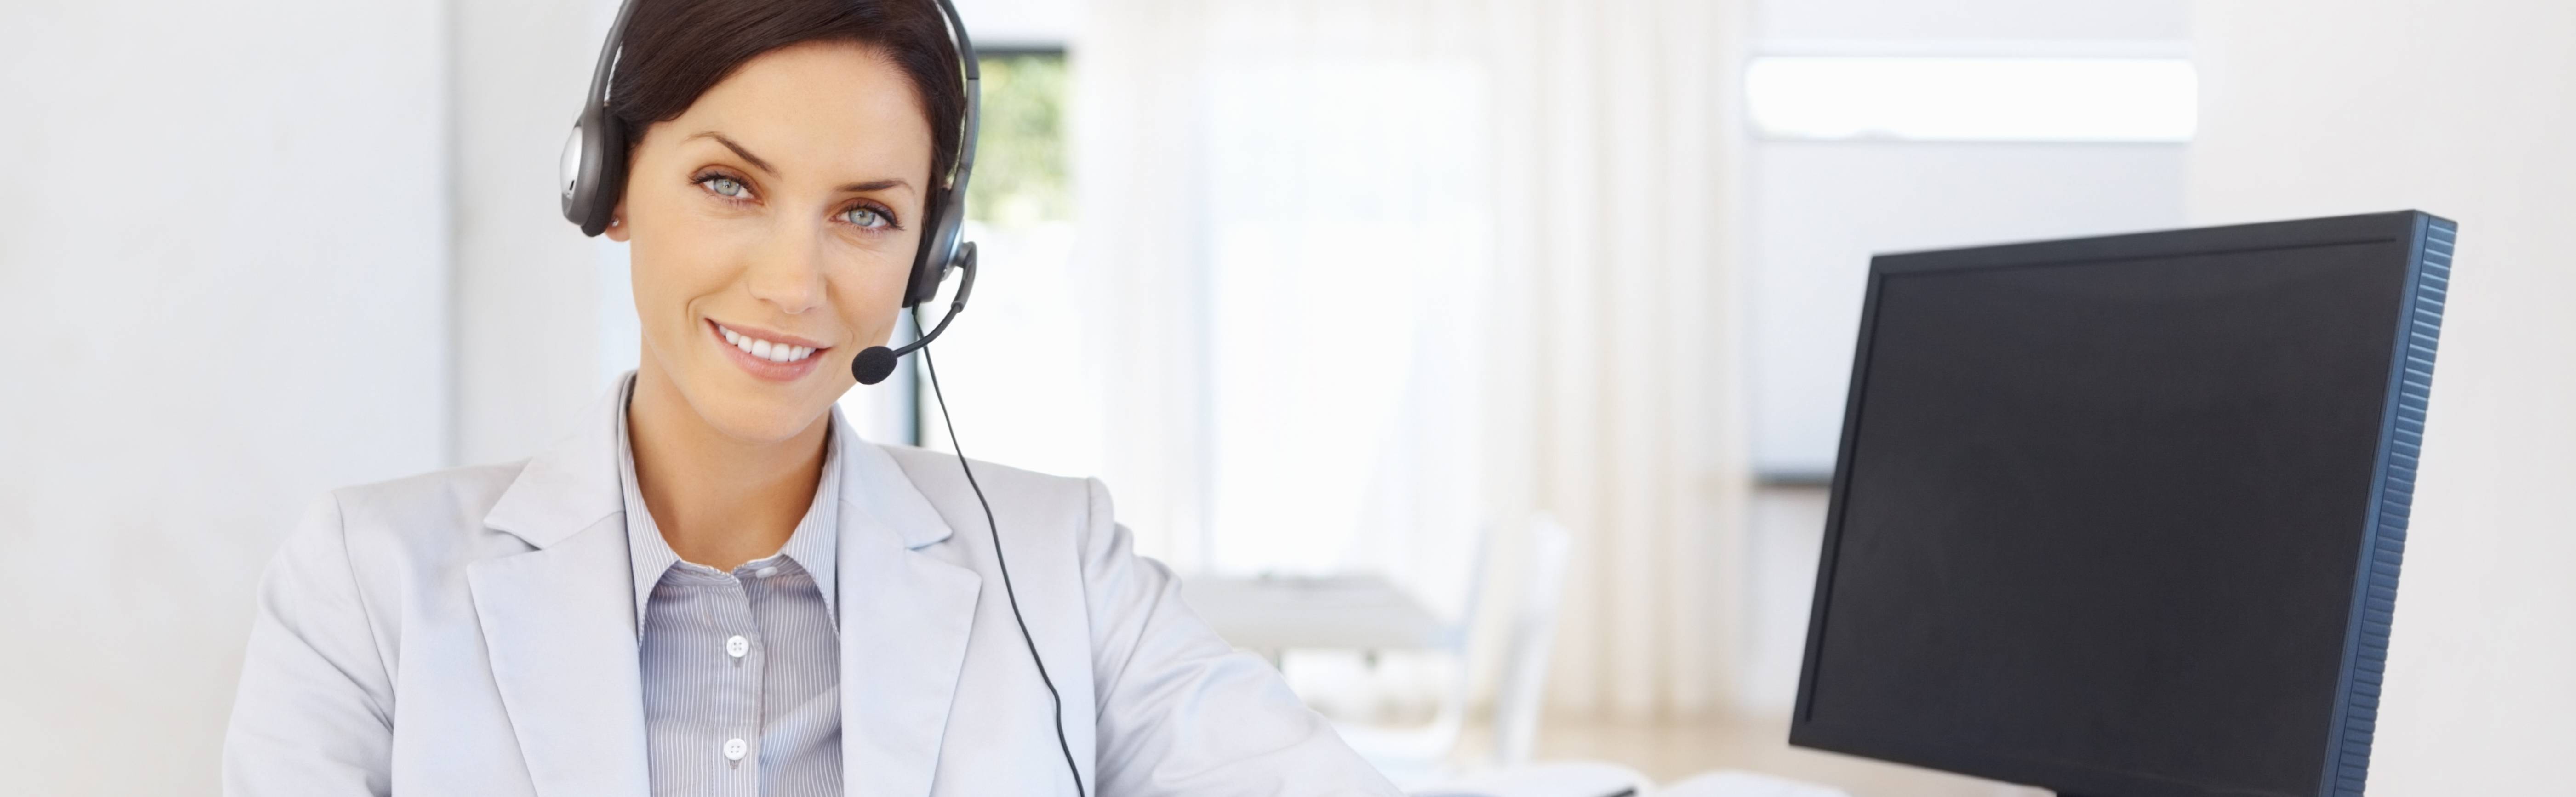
[664,41,935,182]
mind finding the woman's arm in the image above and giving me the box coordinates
[1077,478,1401,797]
[223,494,396,797]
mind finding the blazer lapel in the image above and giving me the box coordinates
[469,381,651,797]
[468,520,651,797]
[836,430,982,797]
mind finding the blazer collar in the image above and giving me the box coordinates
[832,417,954,550]
[481,380,628,550]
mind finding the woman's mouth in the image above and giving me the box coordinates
[709,319,828,381]
[718,324,820,363]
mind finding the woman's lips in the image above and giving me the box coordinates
[708,319,829,382]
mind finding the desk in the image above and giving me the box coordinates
[1179,574,1455,654]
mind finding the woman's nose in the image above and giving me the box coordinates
[743,224,828,314]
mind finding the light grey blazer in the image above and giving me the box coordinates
[223,387,1397,797]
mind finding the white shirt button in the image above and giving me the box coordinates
[755,566,778,578]
[723,737,748,761]
[725,635,749,658]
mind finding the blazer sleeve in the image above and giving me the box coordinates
[223,492,396,797]
[1077,478,1401,797]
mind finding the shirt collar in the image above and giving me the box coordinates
[614,374,843,638]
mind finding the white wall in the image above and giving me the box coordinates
[0,0,450,792]
[1746,142,2187,477]
[2189,1,2576,792]
[1759,0,2182,41]
[1740,0,2190,478]
[451,0,628,465]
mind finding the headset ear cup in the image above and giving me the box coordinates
[900,250,934,308]
[900,257,931,309]
[559,121,589,225]
[583,113,627,237]
[561,108,625,237]
[905,189,966,307]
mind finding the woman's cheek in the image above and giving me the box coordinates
[835,246,909,331]
[657,216,750,296]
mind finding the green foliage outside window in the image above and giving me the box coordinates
[965,53,1069,225]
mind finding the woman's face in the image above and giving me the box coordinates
[608,40,936,443]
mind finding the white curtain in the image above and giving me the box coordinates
[1070,0,1748,720]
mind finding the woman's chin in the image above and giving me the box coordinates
[698,396,833,444]
[675,367,838,444]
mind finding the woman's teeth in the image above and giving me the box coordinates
[719,325,818,363]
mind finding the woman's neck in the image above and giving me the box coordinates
[626,363,828,571]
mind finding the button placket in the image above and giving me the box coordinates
[728,569,762,670]
[713,575,761,776]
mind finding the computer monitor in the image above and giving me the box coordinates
[1789,211,2456,797]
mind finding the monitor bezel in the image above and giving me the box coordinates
[1787,210,2452,797]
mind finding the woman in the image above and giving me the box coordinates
[220,0,1395,794]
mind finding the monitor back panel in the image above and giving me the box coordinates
[1790,211,2454,797]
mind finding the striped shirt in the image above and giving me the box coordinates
[616,384,844,797]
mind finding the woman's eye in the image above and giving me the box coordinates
[840,205,891,230]
[700,176,748,199]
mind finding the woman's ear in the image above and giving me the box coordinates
[603,201,632,242]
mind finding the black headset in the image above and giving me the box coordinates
[555,3,1085,795]
[559,0,982,386]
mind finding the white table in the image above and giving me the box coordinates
[1179,574,1456,656]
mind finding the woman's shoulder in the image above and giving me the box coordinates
[333,459,529,526]
[867,442,1110,534]
[872,442,1097,500]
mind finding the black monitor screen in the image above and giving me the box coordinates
[1792,212,2452,797]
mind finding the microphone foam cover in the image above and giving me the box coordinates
[851,346,900,385]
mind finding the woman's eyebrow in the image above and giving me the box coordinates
[685,131,776,175]
[838,178,914,195]
[682,131,913,195]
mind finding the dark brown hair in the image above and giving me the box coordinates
[606,0,967,196]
